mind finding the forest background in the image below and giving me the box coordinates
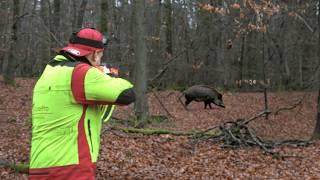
[1,0,320,179]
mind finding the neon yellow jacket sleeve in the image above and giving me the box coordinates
[83,67,133,104]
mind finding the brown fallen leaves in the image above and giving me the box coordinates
[0,77,319,179]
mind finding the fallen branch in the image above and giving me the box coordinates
[243,110,272,124]
[107,107,312,158]
[111,126,191,136]
[201,125,219,134]
[109,129,146,139]
[110,126,218,137]
[0,159,29,174]
[193,110,311,157]
[272,139,312,147]
[275,98,304,115]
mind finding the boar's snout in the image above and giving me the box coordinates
[214,99,225,108]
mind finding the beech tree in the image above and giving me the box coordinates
[3,0,20,85]
[312,0,320,139]
[133,0,149,127]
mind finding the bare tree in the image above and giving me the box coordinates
[3,0,20,84]
[133,0,149,127]
[76,0,88,29]
[164,0,172,56]
[312,0,320,139]
[313,89,320,139]
[0,0,10,75]
[99,0,108,33]
[53,0,60,40]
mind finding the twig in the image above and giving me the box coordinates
[295,13,314,33]
[37,16,64,47]
[150,88,175,119]
[148,66,169,84]
[201,125,219,134]
[243,110,272,125]
[0,159,29,174]
[162,49,186,66]
[226,128,242,145]
[110,126,198,136]
[148,49,186,85]
[109,129,145,139]
[177,94,188,111]
[272,139,312,147]
[246,127,275,154]
[13,12,29,26]
[275,98,304,115]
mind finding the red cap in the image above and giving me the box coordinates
[62,28,105,57]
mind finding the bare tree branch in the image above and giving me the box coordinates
[275,99,304,115]
[243,110,272,125]
[295,13,314,33]
[150,87,175,119]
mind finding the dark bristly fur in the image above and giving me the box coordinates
[183,85,225,109]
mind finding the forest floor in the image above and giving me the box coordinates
[0,77,320,179]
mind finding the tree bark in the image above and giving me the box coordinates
[99,0,108,33]
[164,0,172,55]
[3,0,20,85]
[53,0,60,41]
[239,35,245,88]
[312,0,320,139]
[133,0,149,127]
[76,0,88,29]
[312,89,320,139]
[0,1,9,75]
[262,32,269,120]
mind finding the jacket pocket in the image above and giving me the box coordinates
[87,119,93,153]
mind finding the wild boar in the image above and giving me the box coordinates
[182,85,225,109]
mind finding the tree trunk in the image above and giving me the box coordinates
[239,35,245,89]
[262,32,269,120]
[99,0,108,33]
[164,0,172,56]
[3,0,20,85]
[76,0,88,29]
[0,1,9,75]
[53,0,60,41]
[298,52,303,88]
[37,0,51,77]
[312,89,320,139]
[312,0,320,139]
[133,0,149,127]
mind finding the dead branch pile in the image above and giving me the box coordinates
[194,110,312,157]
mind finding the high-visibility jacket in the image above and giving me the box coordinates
[29,55,134,179]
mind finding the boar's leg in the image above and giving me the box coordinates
[185,95,193,107]
[204,100,212,109]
